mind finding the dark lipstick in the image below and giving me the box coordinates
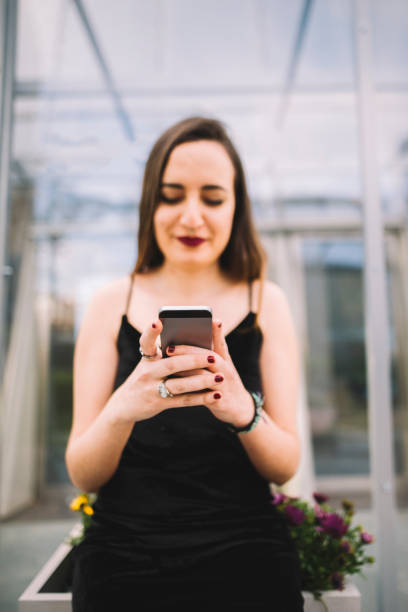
[177,237,206,247]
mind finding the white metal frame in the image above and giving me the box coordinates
[354,0,399,610]
[0,0,16,382]
[0,0,17,524]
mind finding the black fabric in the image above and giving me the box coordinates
[72,295,304,611]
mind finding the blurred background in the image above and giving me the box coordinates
[0,0,407,610]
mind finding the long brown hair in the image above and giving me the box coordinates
[132,116,265,284]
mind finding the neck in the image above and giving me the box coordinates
[150,261,233,302]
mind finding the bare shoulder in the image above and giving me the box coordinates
[260,279,287,303]
[79,275,131,342]
[70,276,131,443]
[257,280,300,407]
[89,275,130,308]
[256,280,297,339]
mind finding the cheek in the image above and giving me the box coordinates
[217,205,235,242]
[153,208,170,238]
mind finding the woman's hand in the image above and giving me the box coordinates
[113,318,253,428]
[160,319,254,428]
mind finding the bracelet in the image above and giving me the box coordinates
[226,391,264,434]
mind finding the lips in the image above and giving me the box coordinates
[177,237,206,247]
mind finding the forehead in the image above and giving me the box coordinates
[162,140,234,186]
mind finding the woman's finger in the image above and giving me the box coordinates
[156,387,225,410]
[170,367,208,378]
[212,319,230,360]
[158,390,209,409]
[153,352,219,379]
[165,344,209,357]
[164,371,224,396]
[139,318,163,360]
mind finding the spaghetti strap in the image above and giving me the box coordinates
[125,275,134,315]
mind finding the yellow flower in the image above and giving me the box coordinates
[341,499,354,514]
[69,494,88,512]
[83,505,94,516]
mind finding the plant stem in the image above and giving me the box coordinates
[318,598,329,612]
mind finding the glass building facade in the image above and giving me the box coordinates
[0,1,407,610]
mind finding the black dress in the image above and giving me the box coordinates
[72,280,304,611]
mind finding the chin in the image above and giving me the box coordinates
[168,253,217,269]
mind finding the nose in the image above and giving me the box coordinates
[179,195,204,229]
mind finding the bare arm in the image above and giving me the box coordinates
[236,281,301,484]
[65,281,135,493]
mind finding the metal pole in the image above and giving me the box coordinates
[353,1,399,610]
[72,0,135,142]
[0,0,17,384]
[275,0,315,129]
[0,0,17,523]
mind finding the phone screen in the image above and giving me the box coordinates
[159,306,212,355]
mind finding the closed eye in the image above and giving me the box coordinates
[204,199,223,206]
[160,194,182,204]
[159,193,224,206]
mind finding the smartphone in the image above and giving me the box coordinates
[159,306,213,356]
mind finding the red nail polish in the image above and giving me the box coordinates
[213,392,221,400]
[218,322,222,328]
[215,375,223,383]
[152,323,156,328]
[207,356,215,363]
[168,345,175,353]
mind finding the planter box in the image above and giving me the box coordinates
[19,524,361,612]
[18,524,80,612]
[303,584,361,611]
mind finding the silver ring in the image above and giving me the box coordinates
[158,379,174,399]
[139,345,159,359]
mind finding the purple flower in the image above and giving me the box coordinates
[284,504,306,526]
[340,539,353,554]
[319,512,349,538]
[271,493,288,506]
[314,503,327,519]
[361,531,374,544]
[313,492,329,505]
[331,572,345,590]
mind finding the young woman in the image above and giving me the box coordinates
[66,116,304,611]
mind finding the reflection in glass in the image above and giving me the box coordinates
[303,239,369,476]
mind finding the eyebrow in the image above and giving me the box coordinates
[161,183,227,191]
